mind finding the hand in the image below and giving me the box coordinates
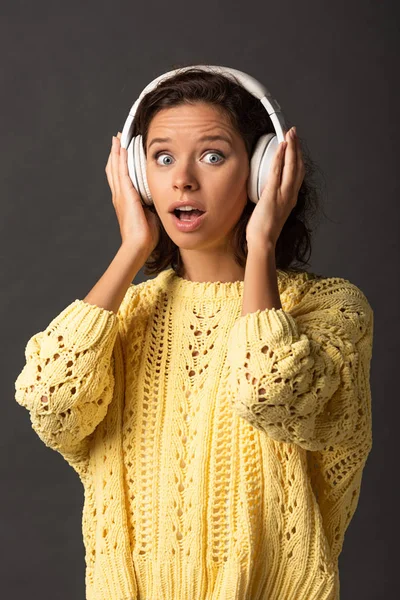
[245,126,305,250]
[105,132,160,255]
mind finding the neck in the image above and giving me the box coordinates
[178,248,245,284]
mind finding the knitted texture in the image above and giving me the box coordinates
[14,267,374,600]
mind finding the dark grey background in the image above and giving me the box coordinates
[2,0,398,598]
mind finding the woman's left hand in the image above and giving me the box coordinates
[245,126,306,250]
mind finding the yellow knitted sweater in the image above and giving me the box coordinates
[15,267,374,600]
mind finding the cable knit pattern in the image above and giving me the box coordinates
[14,267,374,600]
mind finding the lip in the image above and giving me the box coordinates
[168,199,206,213]
[170,211,207,232]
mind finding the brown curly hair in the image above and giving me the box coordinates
[131,64,326,278]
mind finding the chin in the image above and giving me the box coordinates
[171,237,207,250]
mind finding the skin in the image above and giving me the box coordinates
[245,123,305,250]
[145,101,305,284]
[241,126,306,315]
[145,102,250,283]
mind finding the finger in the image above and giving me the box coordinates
[118,145,136,196]
[105,149,115,197]
[267,141,287,191]
[111,135,121,198]
[116,131,137,196]
[281,128,297,193]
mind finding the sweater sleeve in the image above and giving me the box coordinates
[226,276,374,452]
[14,285,139,478]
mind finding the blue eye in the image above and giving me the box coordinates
[155,153,173,166]
[204,152,224,164]
[153,150,225,166]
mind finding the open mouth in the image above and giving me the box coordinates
[173,208,206,221]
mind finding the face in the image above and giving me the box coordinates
[145,102,250,251]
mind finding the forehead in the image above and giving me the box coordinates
[147,102,234,136]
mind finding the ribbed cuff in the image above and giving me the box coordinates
[43,299,119,352]
[228,307,299,350]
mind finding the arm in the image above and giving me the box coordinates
[14,244,146,478]
[240,243,282,316]
[15,300,119,453]
[83,242,149,314]
[226,274,374,453]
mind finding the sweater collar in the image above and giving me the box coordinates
[157,267,289,301]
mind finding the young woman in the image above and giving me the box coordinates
[15,67,374,600]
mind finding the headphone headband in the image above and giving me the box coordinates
[120,64,287,150]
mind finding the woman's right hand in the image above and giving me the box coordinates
[105,132,160,255]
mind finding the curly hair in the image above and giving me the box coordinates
[131,64,326,277]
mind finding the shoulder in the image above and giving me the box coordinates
[281,269,373,340]
[281,268,371,307]
[117,269,171,326]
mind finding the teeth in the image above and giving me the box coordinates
[176,206,196,211]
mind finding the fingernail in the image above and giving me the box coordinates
[292,126,297,137]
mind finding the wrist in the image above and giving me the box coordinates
[247,240,276,256]
[119,243,149,268]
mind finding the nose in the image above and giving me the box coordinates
[172,161,199,192]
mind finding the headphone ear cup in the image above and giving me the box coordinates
[137,137,153,205]
[126,134,141,198]
[132,135,152,206]
[247,133,279,204]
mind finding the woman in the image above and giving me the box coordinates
[15,66,374,600]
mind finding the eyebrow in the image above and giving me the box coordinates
[148,134,233,150]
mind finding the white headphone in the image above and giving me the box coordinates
[120,64,288,206]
